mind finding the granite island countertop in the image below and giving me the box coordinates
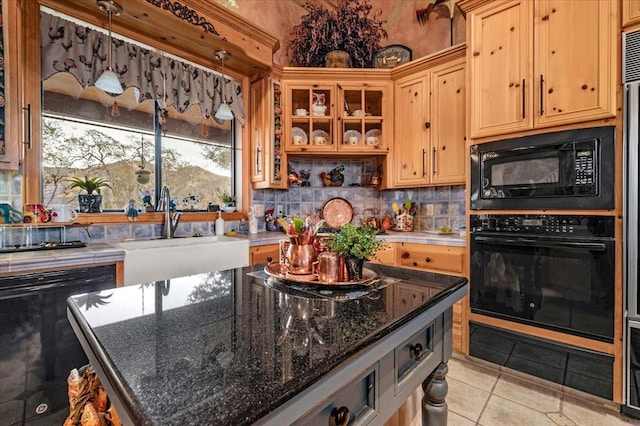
[67,263,467,425]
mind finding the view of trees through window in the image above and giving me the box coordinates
[42,87,234,213]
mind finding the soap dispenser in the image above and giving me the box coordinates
[215,211,225,236]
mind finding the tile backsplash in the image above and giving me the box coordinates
[251,158,465,232]
[0,159,465,244]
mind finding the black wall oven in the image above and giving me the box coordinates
[470,214,615,342]
[470,126,615,210]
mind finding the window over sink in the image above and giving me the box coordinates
[39,9,238,213]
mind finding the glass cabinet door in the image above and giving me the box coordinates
[339,84,388,153]
[286,85,335,153]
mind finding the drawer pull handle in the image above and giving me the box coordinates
[401,252,410,259]
[330,406,351,426]
[424,257,431,263]
[410,343,424,360]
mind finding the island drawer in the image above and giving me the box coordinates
[398,243,464,274]
[294,364,378,425]
[395,320,437,394]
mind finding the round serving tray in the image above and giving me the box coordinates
[265,262,377,287]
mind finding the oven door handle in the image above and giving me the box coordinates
[473,235,607,251]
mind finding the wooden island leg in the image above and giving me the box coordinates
[421,362,448,426]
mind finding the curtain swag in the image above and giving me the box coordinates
[40,12,245,125]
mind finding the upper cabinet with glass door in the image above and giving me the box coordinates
[282,71,391,155]
[338,83,390,154]
[284,84,335,153]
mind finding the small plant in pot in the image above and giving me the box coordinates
[68,176,111,213]
[327,223,386,280]
[221,191,237,212]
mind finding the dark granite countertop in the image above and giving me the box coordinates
[67,263,467,425]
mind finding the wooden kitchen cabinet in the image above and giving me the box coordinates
[393,54,465,187]
[281,68,392,157]
[397,243,464,275]
[368,242,397,266]
[430,60,466,184]
[378,240,466,353]
[0,0,22,171]
[250,75,286,189]
[467,0,616,139]
[337,83,390,154]
[394,282,436,318]
[624,0,640,29]
[283,83,336,153]
[394,74,428,186]
[250,243,280,266]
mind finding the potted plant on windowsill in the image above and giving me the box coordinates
[327,223,386,280]
[221,191,236,213]
[68,176,111,213]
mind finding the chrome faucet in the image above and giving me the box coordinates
[156,185,181,238]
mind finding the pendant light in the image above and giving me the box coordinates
[214,50,234,121]
[95,0,123,94]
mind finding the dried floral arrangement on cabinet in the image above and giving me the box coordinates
[287,0,388,68]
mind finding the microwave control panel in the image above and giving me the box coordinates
[575,149,595,185]
[470,214,614,238]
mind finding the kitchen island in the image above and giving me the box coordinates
[67,263,467,425]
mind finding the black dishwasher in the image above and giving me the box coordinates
[0,265,116,425]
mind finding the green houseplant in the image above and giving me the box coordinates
[287,0,388,68]
[327,223,386,280]
[221,191,237,212]
[68,176,111,213]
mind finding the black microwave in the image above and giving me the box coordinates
[470,126,615,210]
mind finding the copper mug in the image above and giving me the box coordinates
[314,252,342,283]
[285,243,316,275]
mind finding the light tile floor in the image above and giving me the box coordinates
[448,355,638,426]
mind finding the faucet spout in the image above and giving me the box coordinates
[157,185,179,238]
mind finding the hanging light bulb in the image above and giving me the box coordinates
[214,50,234,121]
[95,0,123,94]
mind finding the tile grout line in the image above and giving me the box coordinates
[473,370,502,425]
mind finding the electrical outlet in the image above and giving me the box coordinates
[254,204,264,216]
[426,204,434,216]
[276,205,284,217]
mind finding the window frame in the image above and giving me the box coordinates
[19,1,251,223]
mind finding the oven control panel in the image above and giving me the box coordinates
[470,214,614,238]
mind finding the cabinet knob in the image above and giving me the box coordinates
[424,122,431,129]
[410,343,424,360]
[267,257,273,263]
[401,252,410,259]
[330,406,351,426]
[412,261,418,266]
[425,257,431,263]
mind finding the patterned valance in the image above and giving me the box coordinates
[40,12,245,125]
